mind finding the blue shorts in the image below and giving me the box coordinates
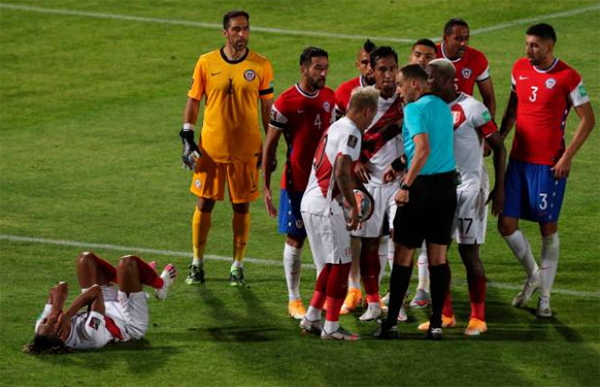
[278,189,306,237]
[502,159,566,223]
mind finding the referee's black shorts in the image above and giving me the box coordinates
[393,171,457,248]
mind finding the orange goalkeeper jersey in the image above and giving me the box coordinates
[188,47,274,163]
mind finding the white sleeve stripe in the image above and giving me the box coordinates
[475,66,490,81]
[569,81,590,107]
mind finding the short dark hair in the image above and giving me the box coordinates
[23,335,70,355]
[299,46,329,67]
[369,46,398,70]
[363,39,377,54]
[444,18,469,35]
[223,10,249,29]
[400,63,429,83]
[412,38,437,51]
[526,23,557,43]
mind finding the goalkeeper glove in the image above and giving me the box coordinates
[179,128,202,170]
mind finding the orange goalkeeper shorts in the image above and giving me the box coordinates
[190,151,260,203]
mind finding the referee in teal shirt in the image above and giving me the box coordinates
[376,64,456,340]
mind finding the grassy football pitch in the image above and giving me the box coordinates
[1,1,599,386]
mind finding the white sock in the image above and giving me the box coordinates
[283,243,303,300]
[417,247,430,292]
[378,237,389,285]
[306,305,321,321]
[387,237,394,270]
[192,258,203,267]
[540,233,559,299]
[504,230,538,277]
[231,260,243,269]
[324,320,339,333]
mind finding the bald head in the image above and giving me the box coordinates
[427,59,457,102]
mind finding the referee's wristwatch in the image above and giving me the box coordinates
[400,182,411,191]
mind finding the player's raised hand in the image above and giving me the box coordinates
[551,155,572,179]
[179,129,202,170]
[56,312,72,342]
[263,188,278,218]
[354,161,371,183]
[486,187,505,216]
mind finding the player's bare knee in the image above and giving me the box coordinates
[497,217,517,236]
[118,255,138,271]
[286,235,305,248]
[77,251,97,266]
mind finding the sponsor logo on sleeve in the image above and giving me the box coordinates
[88,317,101,331]
[578,84,588,97]
[545,78,556,89]
[347,135,358,149]
[482,110,492,122]
[244,69,256,82]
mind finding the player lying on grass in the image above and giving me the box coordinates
[24,252,176,354]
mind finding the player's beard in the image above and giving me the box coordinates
[309,77,326,90]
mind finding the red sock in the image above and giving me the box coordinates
[442,290,454,317]
[468,275,487,321]
[360,247,380,303]
[325,263,351,322]
[442,264,454,317]
[310,265,331,309]
[131,256,164,289]
[94,255,118,283]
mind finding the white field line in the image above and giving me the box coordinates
[0,3,413,43]
[1,3,599,44]
[1,234,598,299]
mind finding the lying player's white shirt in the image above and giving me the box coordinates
[64,311,113,349]
[301,116,362,216]
[449,92,497,192]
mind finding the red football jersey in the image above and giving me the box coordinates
[436,43,490,96]
[334,76,367,118]
[510,58,589,165]
[270,84,335,191]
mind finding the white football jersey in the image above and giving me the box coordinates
[301,116,362,216]
[362,92,404,187]
[449,92,497,191]
[64,311,113,350]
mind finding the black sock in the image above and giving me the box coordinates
[429,263,450,329]
[384,264,412,328]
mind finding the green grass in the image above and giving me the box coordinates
[1,1,599,386]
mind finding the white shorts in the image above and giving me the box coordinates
[302,208,352,267]
[102,286,149,341]
[452,188,488,245]
[351,184,399,238]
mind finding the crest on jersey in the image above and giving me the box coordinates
[462,68,472,79]
[323,101,331,113]
[244,69,256,82]
[545,78,556,89]
[88,317,101,331]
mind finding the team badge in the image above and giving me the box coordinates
[88,317,101,331]
[545,78,556,89]
[295,220,304,229]
[194,180,202,189]
[244,69,256,82]
[347,135,358,149]
[323,101,331,113]
[462,68,472,79]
